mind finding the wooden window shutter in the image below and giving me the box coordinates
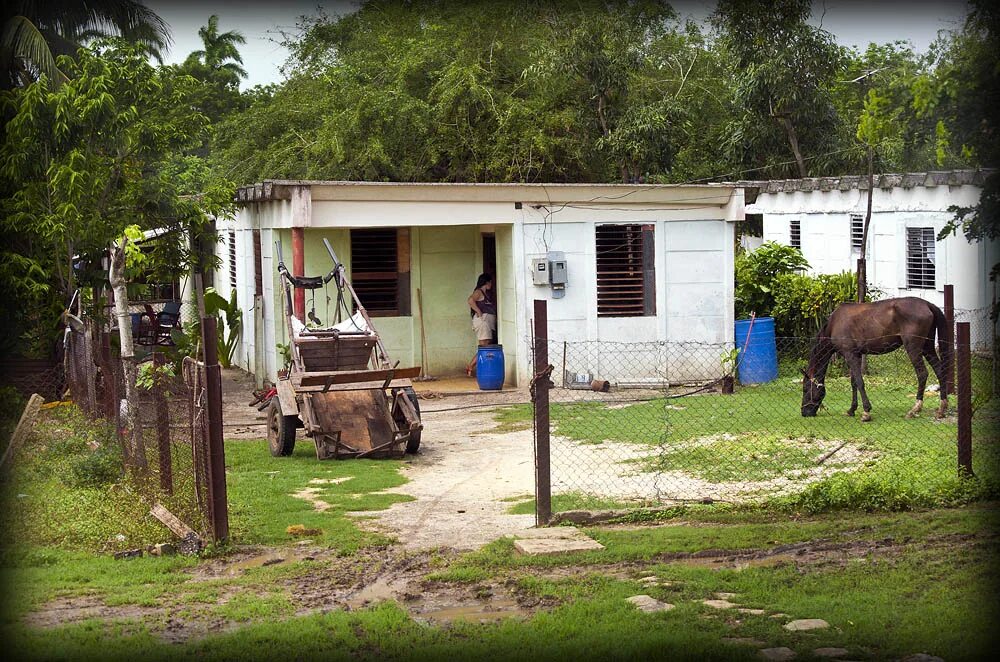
[596,223,654,317]
[252,230,263,296]
[350,228,410,316]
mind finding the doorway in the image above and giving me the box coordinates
[482,233,498,345]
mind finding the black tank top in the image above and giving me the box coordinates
[472,288,496,316]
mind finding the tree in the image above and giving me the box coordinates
[1,0,169,89]
[182,14,246,88]
[712,0,845,178]
[0,40,232,356]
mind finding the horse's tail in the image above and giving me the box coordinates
[929,301,950,383]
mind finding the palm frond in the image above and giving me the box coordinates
[1,15,66,87]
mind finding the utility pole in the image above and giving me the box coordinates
[858,144,873,303]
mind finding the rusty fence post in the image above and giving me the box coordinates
[533,300,552,526]
[943,284,955,395]
[101,331,115,420]
[201,316,229,542]
[956,321,973,478]
[153,352,173,495]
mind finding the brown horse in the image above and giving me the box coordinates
[801,297,949,421]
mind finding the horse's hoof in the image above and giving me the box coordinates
[861,412,872,422]
[905,411,917,419]
[845,410,855,417]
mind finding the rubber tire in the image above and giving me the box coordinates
[267,398,297,457]
[400,386,422,454]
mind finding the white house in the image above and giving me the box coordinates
[215,181,753,388]
[743,169,998,346]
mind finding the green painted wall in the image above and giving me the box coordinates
[414,226,481,376]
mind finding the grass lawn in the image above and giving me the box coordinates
[2,403,998,661]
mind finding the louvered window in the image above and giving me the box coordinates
[596,224,655,317]
[253,230,263,296]
[906,227,936,289]
[789,220,801,249]
[850,214,864,250]
[228,231,237,291]
[350,228,410,316]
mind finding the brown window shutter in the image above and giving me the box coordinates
[596,223,654,317]
[642,224,655,315]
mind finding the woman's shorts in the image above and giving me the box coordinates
[472,313,496,341]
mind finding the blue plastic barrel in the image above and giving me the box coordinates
[734,317,778,384]
[476,344,505,390]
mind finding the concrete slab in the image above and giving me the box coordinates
[784,618,830,631]
[626,595,674,613]
[512,527,605,555]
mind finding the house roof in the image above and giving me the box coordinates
[732,168,994,195]
[234,179,747,207]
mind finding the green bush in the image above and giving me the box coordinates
[734,242,809,319]
[771,271,858,338]
[67,442,124,488]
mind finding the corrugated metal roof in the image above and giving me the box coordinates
[733,169,993,194]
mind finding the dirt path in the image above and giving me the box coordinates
[357,406,538,550]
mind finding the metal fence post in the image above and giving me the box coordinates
[943,284,955,395]
[533,299,552,526]
[956,321,973,477]
[153,351,173,495]
[201,316,230,542]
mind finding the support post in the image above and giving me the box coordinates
[856,258,866,303]
[956,321,973,478]
[153,352,173,495]
[101,331,114,420]
[533,300,551,526]
[292,226,305,322]
[201,316,230,542]
[943,284,955,395]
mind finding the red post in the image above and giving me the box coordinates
[533,300,551,526]
[292,227,305,321]
[201,316,230,542]
[943,284,955,395]
[153,352,173,495]
[956,322,973,478]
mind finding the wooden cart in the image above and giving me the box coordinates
[267,239,422,460]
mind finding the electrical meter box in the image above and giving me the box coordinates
[531,258,549,285]
[548,252,567,286]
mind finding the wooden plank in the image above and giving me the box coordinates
[276,379,298,416]
[1,393,44,472]
[293,378,414,393]
[294,366,421,388]
[150,502,197,538]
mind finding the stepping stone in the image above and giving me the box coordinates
[900,655,944,662]
[715,592,738,599]
[702,599,738,609]
[638,576,659,584]
[784,619,830,631]
[813,649,849,658]
[513,528,605,556]
[759,647,797,661]
[738,608,767,615]
[626,595,675,613]
[770,613,789,619]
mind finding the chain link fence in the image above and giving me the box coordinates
[62,318,217,543]
[533,307,998,510]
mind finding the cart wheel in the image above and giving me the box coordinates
[267,399,297,457]
[402,386,421,454]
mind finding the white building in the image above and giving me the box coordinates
[215,181,753,387]
[743,170,998,345]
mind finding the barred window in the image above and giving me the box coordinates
[596,224,655,317]
[789,220,801,249]
[350,228,411,316]
[850,214,864,250]
[253,230,263,296]
[906,227,936,289]
[228,231,237,291]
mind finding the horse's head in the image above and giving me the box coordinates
[801,368,826,417]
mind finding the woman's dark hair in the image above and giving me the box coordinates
[471,273,493,317]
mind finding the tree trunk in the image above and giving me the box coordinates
[775,115,807,178]
[108,240,147,471]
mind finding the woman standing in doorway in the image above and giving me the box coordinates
[466,273,496,376]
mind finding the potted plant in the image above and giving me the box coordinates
[276,343,292,378]
[720,348,738,394]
